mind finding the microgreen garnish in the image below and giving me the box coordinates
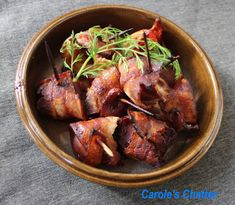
[60,25,181,81]
[60,30,84,73]
[109,28,133,40]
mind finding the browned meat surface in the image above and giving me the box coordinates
[118,54,198,131]
[100,88,125,117]
[131,18,163,43]
[73,77,92,101]
[70,117,120,166]
[118,57,144,87]
[146,18,163,42]
[118,57,162,88]
[86,66,124,116]
[162,77,198,131]
[118,56,164,119]
[118,116,161,166]
[118,111,176,166]
[37,71,86,120]
[128,110,176,154]
[122,69,160,108]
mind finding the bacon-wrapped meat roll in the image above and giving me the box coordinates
[70,116,120,166]
[118,57,165,118]
[37,71,86,120]
[118,55,198,131]
[86,66,124,116]
[118,111,176,166]
[161,77,198,131]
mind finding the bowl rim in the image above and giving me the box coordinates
[15,4,223,187]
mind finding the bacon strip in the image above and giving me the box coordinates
[37,71,86,120]
[86,66,124,116]
[118,116,161,166]
[131,18,163,43]
[162,77,198,131]
[118,54,198,131]
[70,117,120,166]
[118,111,176,166]
[128,110,176,154]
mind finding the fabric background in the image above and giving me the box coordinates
[0,0,234,204]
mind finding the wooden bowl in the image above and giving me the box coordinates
[15,5,223,188]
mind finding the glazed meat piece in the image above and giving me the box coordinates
[118,111,176,166]
[100,88,125,117]
[122,69,161,110]
[118,54,198,131]
[70,116,120,166]
[118,57,166,117]
[118,116,161,166]
[86,66,124,116]
[162,77,198,131]
[118,56,162,88]
[128,110,176,154]
[131,18,163,43]
[37,71,86,120]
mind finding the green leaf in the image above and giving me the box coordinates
[63,59,72,71]
[73,54,83,64]
[172,60,181,79]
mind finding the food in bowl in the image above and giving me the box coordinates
[36,18,198,168]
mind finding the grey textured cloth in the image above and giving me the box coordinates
[0,0,235,204]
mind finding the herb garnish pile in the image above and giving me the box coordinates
[60,26,181,82]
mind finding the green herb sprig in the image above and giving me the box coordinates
[60,30,84,73]
[60,26,181,81]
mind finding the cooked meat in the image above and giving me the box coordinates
[37,71,86,120]
[70,116,120,166]
[128,110,176,154]
[131,18,163,43]
[118,57,162,87]
[118,54,198,131]
[122,69,160,108]
[38,18,199,168]
[162,77,198,131]
[119,60,166,118]
[118,111,176,166]
[75,31,90,47]
[118,57,144,87]
[86,66,123,115]
[118,116,161,166]
[73,77,92,98]
[146,18,163,42]
[100,88,125,117]
[60,34,87,73]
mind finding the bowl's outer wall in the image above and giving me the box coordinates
[16,5,223,187]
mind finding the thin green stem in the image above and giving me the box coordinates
[73,56,92,81]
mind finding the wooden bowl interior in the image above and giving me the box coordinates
[25,7,217,173]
